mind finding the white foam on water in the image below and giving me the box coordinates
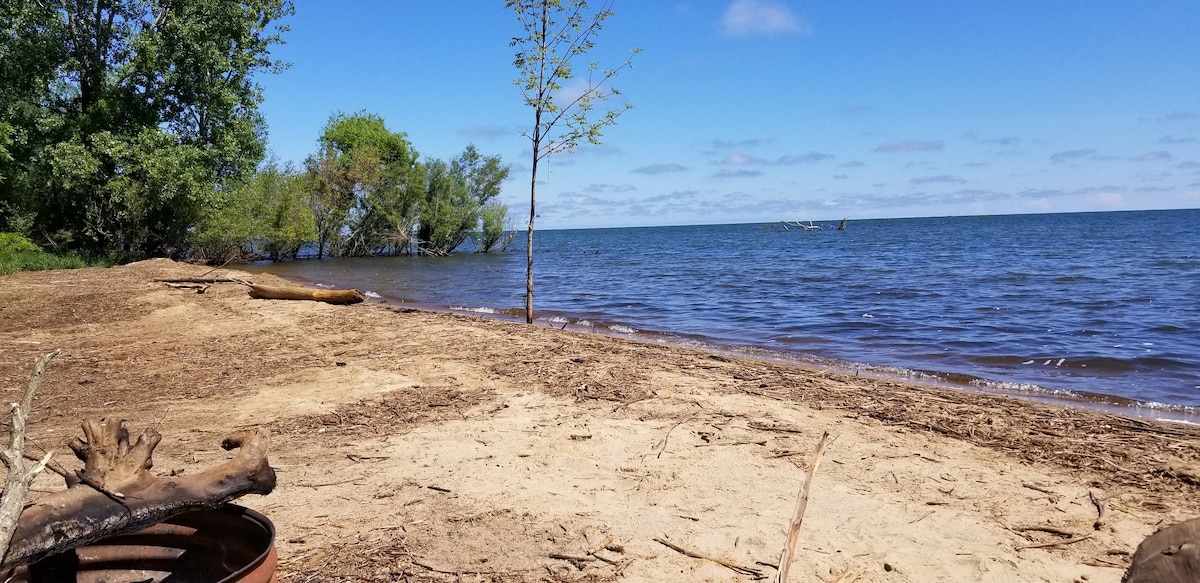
[609,324,637,334]
[364,291,382,299]
[449,305,497,314]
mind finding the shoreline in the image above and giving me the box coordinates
[239,257,1200,422]
[3,259,1198,581]
[283,270,1200,425]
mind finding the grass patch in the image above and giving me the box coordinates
[0,233,109,276]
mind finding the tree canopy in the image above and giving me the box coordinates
[0,0,293,257]
[2,3,514,263]
[304,112,425,258]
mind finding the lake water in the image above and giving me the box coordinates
[242,209,1200,419]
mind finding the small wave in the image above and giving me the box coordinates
[969,379,1081,399]
[363,291,382,299]
[608,324,637,335]
[449,305,498,314]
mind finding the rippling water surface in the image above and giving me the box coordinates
[243,210,1200,415]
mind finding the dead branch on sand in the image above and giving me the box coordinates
[653,537,764,578]
[777,431,833,583]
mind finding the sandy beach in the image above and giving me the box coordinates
[2,259,1198,582]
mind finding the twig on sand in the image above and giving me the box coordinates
[831,566,864,582]
[777,431,834,583]
[1014,525,1076,537]
[154,277,250,285]
[652,417,692,459]
[695,440,767,447]
[1021,482,1060,496]
[1089,490,1107,530]
[411,558,502,576]
[1015,533,1093,550]
[653,537,764,578]
[748,421,807,435]
[0,350,60,560]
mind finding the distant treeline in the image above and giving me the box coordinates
[0,1,510,263]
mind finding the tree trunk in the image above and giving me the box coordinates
[247,284,365,304]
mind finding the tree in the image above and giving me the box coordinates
[476,201,515,253]
[0,0,292,256]
[417,145,509,255]
[192,157,313,263]
[508,0,637,323]
[304,112,425,258]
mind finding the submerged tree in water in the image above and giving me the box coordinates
[304,112,425,258]
[418,145,509,255]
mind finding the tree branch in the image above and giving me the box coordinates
[0,350,61,562]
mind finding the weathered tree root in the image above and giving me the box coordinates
[1,418,275,568]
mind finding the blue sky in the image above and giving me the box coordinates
[258,1,1200,229]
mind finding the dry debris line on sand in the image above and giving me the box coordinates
[730,371,1200,495]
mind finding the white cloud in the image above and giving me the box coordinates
[1089,191,1125,208]
[721,0,809,38]
[719,153,767,165]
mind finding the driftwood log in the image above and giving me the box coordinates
[248,283,365,305]
[1,418,276,568]
[1124,517,1200,583]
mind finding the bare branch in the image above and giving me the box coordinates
[0,350,62,561]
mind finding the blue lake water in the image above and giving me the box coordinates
[242,209,1200,417]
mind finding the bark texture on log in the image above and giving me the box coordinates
[1,419,275,568]
[1124,517,1200,583]
[248,284,365,305]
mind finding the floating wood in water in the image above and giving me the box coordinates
[837,217,848,230]
[248,284,365,305]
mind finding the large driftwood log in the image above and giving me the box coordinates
[1,418,276,568]
[1124,517,1200,583]
[248,283,365,305]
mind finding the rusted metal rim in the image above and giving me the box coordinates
[24,503,278,583]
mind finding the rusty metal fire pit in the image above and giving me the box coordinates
[22,504,277,583]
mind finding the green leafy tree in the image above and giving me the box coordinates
[476,202,514,253]
[508,0,638,323]
[304,112,425,258]
[0,0,292,256]
[417,145,509,255]
[193,157,313,262]
[257,163,315,261]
